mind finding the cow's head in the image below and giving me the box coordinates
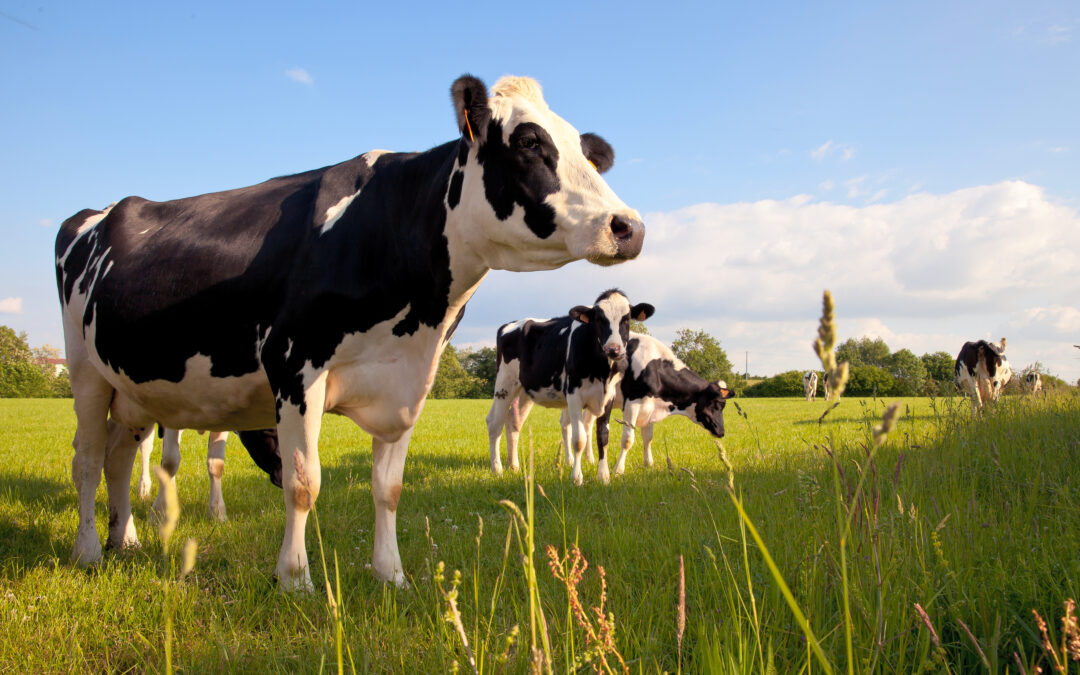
[569,289,654,362]
[691,380,736,438]
[448,75,644,271]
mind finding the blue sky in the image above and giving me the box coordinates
[3,1,1079,381]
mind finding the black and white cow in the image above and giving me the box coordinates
[823,372,832,400]
[55,74,644,589]
[954,338,1013,413]
[802,371,818,402]
[486,290,654,485]
[136,428,231,521]
[595,332,734,474]
[1023,370,1043,395]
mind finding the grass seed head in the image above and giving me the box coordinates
[180,538,197,578]
[873,403,902,446]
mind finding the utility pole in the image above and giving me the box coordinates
[745,351,749,381]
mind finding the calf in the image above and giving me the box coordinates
[597,332,734,475]
[486,290,654,485]
[954,337,1013,413]
[803,371,818,402]
[136,428,231,522]
[55,74,644,589]
[1023,371,1043,395]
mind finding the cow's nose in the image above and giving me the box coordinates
[611,216,644,259]
[605,345,623,360]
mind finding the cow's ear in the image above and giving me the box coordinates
[580,133,615,174]
[630,303,655,322]
[451,75,491,145]
[719,387,735,400]
[569,305,592,324]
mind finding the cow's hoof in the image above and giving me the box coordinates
[104,534,141,551]
[209,503,227,522]
[276,568,314,593]
[491,461,504,476]
[597,463,610,485]
[572,471,584,486]
[508,462,521,472]
[71,535,103,568]
[137,479,152,501]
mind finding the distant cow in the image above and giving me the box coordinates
[954,338,1013,412]
[803,372,818,401]
[823,372,833,399]
[1023,371,1043,395]
[136,428,231,522]
[486,290,654,485]
[598,332,734,476]
[56,74,645,589]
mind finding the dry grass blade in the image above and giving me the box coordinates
[956,618,990,671]
[152,466,179,552]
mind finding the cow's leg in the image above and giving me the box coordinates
[206,431,228,522]
[371,427,412,586]
[69,369,114,566]
[486,380,522,476]
[595,402,613,485]
[103,421,142,550]
[151,429,183,518]
[559,409,573,467]
[614,405,640,474]
[274,376,327,591]
[504,396,533,472]
[641,423,655,468]
[567,400,589,486]
[136,432,154,501]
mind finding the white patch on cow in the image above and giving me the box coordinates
[628,331,686,378]
[318,150,390,236]
[803,371,818,401]
[592,292,632,355]
[101,260,114,279]
[559,327,568,335]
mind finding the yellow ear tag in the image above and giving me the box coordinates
[588,160,597,171]
[463,108,474,143]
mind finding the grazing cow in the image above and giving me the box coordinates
[823,372,832,399]
[1023,371,1043,395]
[598,332,735,476]
[55,74,645,589]
[486,290,654,485]
[802,371,818,402]
[136,428,231,522]
[954,338,1013,413]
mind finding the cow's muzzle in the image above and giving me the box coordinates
[611,215,644,259]
[604,344,624,361]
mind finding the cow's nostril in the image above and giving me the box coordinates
[610,216,633,240]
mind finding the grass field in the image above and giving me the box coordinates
[1,393,1079,673]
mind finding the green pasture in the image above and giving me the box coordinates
[1,394,1078,672]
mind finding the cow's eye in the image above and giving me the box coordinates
[518,136,539,150]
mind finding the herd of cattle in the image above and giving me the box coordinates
[48,74,1044,590]
[801,336,1043,408]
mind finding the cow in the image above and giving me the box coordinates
[55,74,645,590]
[136,428,231,521]
[954,338,1013,413]
[1022,370,1043,395]
[596,332,735,475]
[486,290,654,485]
[802,371,818,402]
[823,371,832,399]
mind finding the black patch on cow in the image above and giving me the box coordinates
[457,141,469,167]
[444,304,466,344]
[237,429,283,488]
[580,133,615,174]
[497,317,573,396]
[447,170,464,209]
[476,119,560,239]
[56,139,461,415]
[451,75,491,144]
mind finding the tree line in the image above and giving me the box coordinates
[743,336,1072,397]
[0,325,72,398]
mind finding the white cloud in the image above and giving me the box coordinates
[818,179,834,191]
[811,139,854,161]
[38,218,53,228]
[458,180,1080,382]
[811,140,833,160]
[0,297,23,314]
[285,67,314,86]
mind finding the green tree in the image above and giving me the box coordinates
[742,370,805,397]
[459,346,497,398]
[920,351,956,395]
[845,364,896,396]
[887,348,927,396]
[0,360,51,398]
[429,345,481,399]
[0,325,33,364]
[836,336,891,367]
[671,329,733,382]
[629,320,650,335]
